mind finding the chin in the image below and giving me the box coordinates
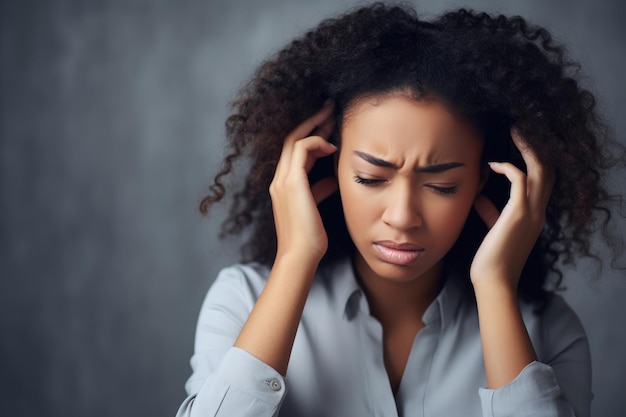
[364,256,437,283]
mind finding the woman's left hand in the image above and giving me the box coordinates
[470,127,555,292]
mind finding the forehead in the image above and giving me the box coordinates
[340,95,483,162]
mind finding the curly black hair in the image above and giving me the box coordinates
[200,3,624,306]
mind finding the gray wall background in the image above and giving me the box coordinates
[1,0,624,416]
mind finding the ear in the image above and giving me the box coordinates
[477,164,489,195]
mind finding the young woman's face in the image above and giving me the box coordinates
[337,95,484,284]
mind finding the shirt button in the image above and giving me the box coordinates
[267,378,282,391]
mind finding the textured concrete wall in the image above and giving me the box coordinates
[1,1,624,416]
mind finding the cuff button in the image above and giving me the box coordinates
[266,378,282,391]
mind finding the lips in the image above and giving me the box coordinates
[373,240,425,265]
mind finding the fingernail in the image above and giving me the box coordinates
[487,162,500,167]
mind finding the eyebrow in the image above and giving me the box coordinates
[353,151,465,173]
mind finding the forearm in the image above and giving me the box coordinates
[474,282,537,389]
[234,253,318,376]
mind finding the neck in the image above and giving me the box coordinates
[354,257,443,326]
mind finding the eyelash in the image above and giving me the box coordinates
[353,176,383,186]
[353,176,458,195]
[428,185,458,195]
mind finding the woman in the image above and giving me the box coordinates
[177,4,623,416]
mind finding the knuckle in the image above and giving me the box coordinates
[293,139,306,150]
[296,135,324,148]
[270,175,286,190]
[292,139,308,153]
[512,169,526,182]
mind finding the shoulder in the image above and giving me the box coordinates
[206,259,348,303]
[199,263,271,320]
[200,257,356,324]
[210,263,271,296]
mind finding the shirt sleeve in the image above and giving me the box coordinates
[477,295,592,417]
[478,361,576,417]
[176,266,288,417]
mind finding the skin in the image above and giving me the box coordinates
[337,96,484,392]
[234,94,554,393]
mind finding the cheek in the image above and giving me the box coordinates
[337,165,377,236]
[338,176,366,223]
[424,193,476,241]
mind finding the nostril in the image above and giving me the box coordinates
[382,204,422,231]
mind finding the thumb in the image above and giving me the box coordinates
[473,195,500,229]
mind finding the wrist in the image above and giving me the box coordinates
[275,247,322,265]
[473,278,537,389]
[471,273,519,298]
[272,251,320,284]
[472,279,521,318]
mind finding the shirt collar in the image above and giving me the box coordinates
[319,256,363,320]
[425,270,467,328]
[320,256,468,328]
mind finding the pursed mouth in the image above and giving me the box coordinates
[374,240,424,251]
[373,242,424,265]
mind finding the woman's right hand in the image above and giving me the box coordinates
[269,100,339,264]
[234,101,338,374]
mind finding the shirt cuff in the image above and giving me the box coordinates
[184,347,287,417]
[478,361,575,417]
[218,347,287,402]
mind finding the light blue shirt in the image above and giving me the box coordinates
[176,256,592,417]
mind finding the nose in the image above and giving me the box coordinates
[381,182,423,231]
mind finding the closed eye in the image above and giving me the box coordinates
[353,176,385,186]
[426,185,458,195]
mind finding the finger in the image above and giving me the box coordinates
[314,113,335,141]
[311,177,339,205]
[276,100,335,180]
[473,195,500,229]
[510,127,554,207]
[487,161,527,206]
[510,127,540,169]
[287,100,335,144]
[291,136,338,174]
